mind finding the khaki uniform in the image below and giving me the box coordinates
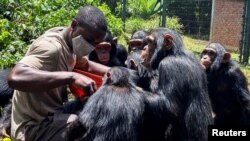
[11,27,78,141]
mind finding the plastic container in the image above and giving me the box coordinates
[69,69,103,98]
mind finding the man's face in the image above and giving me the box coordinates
[71,26,106,46]
[70,24,106,58]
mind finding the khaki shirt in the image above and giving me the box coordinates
[11,27,77,141]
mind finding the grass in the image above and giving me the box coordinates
[183,36,250,88]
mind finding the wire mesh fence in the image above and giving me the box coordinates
[165,0,212,40]
[163,0,248,65]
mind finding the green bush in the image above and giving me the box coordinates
[0,0,183,69]
[126,16,183,34]
[98,4,123,36]
[0,0,123,69]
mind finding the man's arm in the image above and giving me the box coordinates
[8,63,96,94]
[74,57,110,76]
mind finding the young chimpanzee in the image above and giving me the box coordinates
[88,32,127,67]
[113,37,128,66]
[141,27,213,141]
[64,67,168,141]
[128,30,149,53]
[200,43,250,125]
[126,51,159,93]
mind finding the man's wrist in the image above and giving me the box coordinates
[68,72,73,84]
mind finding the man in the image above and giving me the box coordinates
[8,6,109,141]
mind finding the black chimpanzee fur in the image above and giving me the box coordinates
[64,67,167,141]
[202,43,250,125]
[0,101,12,137]
[0,68,13,108]
[146,28,213,141]
[126,51,158,93]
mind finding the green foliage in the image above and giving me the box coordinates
[127,0,157,18]
[116,0,159,19]
[98,4,123,36]
[125,16,183,33]
[165,17,183,33]
[0,0,123,69]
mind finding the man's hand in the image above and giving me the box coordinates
[71,72,97,96]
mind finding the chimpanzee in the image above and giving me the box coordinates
[128,30,149,53]
[200,43,250,125]
[113,37,128,66]
[126,51,158,93]
[140,27,213,141]
[88,32,127,67]
[64,67,168,141]
[0,68,13,108]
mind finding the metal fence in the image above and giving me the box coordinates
[162,0,249,65]
[240,0,250,65]
[165,0,212,40]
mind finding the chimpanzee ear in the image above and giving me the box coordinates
[107,72,112,81]
[146,35,155,44]
[163,34,173,50]
[130,59,138,70]
[222,52,231,63]
[113,37,118,44]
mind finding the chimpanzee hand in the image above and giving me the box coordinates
[71,72,97,96]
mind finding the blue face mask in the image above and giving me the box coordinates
[72,35,94,57]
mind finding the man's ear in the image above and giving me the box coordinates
[163,34,173,50]
[71,19,78,31]
[222,52,231,63]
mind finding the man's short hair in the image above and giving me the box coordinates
[75,6,107,32]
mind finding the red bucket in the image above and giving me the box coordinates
[69,69,103,98]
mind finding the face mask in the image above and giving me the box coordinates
[72,35,94,57]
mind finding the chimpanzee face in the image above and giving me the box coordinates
[200,47,217,70]
[200,43,231,71]
[95,42,111,65]
[128,38,147,52]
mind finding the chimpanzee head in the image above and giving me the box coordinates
[126,51,142,71]
[200,43,231,72]
[140,27,185,69]
[128,30,149,53]
[89,31,117,65]
[102,67,139,87]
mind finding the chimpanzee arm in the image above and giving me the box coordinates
[142,91,169,141]
[229,66,250,114]
[144,91,168,118]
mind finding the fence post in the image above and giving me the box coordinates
[240,0,250,65]
[160,0,167,27]
[210,0,215,42]
[121,0,126,31]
